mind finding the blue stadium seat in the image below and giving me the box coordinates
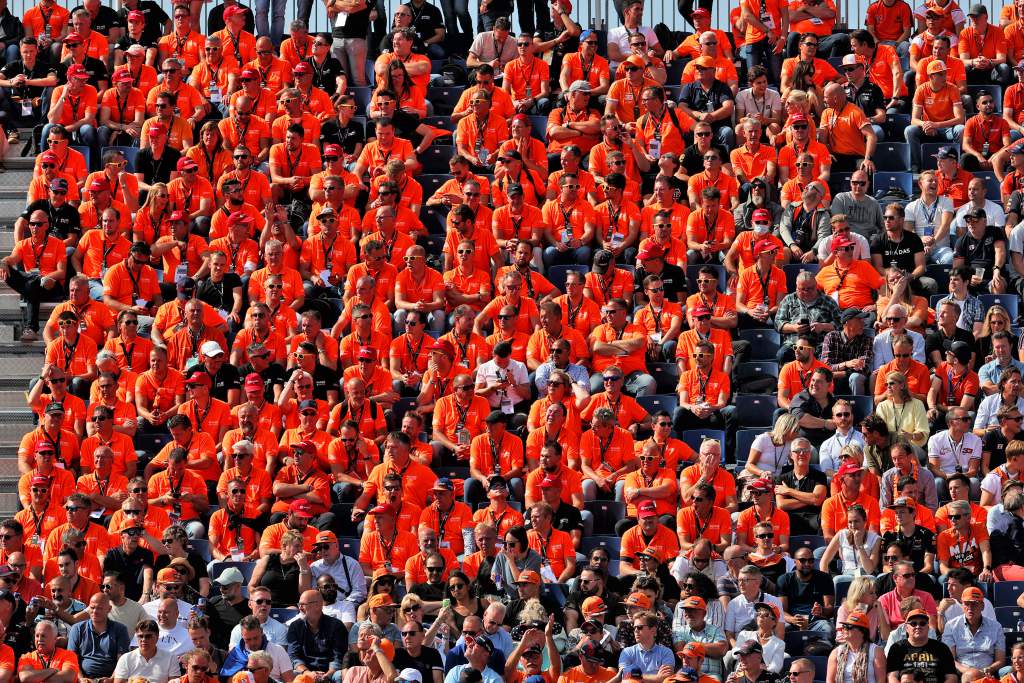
[421,204,449,235]
[994,581,1024,607]
[529,115,549,142]
[925,264,950,294]
[421,115,456,132]
[391,396,418,424]
[872,142,911,172]
[270,608,299,623]
[783,263,819,292]
[827,172,853,197]
[649,362,680,395]
[426,85,465,115]
[418,174,449,201]
[71,145,92,172]
[872,171,914,197]
[997,606,1024,630]
[735,394,778,428]
[1009,631,1024,649]
[979,293,1020,321]
[580,533,622,556]
[738,329,781,361]
[190,538,211,563]
[637,394,678,416]
[883,113,910,141]
[735,361,779,393]
[807,655,828,681]
[734,429,761,469]
[790,535,827,552]
[337,537,361,560]
[547,264,588,291]
[420,145,455,174]
[784,630,828,656]
[681,429,726,458]
[975,171,1001,201]
[583,503,626,536]
[421,234,445,257]
[835,395,873,423]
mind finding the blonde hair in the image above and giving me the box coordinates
[844,576,876,612]
[770,413,799,446]
[517,598,548,625]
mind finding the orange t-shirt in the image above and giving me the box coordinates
[677,505,733,545]
[49,85,97,127]
[526,526,575,577]
[620,523,680,568]
[821,103,870,157]
[914,81,961,122]
[815,259,886,310]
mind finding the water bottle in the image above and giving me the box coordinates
[1016,618,1023,632]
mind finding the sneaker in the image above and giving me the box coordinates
[19,328,37,342]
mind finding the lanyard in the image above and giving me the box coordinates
[474,115,489,152]
[30,236,48,270]
[42,427,61,465]
[488,435,503,473]
[378,530,397,562]
[405,333,425,370]
[285,146,301,177]
[755,265,772,307]
[115,91,131,125]
[437,503,453,541]
[61,335,79,372]
[648,304,663,336]
[192,400,211,433]
[567,296,583,328]
[696,368,712,402]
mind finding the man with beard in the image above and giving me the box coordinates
[563,567,623,632]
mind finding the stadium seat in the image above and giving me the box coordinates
[680,429,726,462]
[190,538,211,563]
[784,630,828,656]
[925,264,950,294]
[734,361,779,393]
[665,59,685,86]
[421,204,449,235]
[637,394,678,415]
[421,234,446,257]
[338,537,361,560]
[439,466,470,481]
[783,263,819,292]
[920,142,947,171]
[967,84,1002,113]
[735,394,778,428]
[980,293,1020,321]
[872,171,914,197]
[649,362,681,395]
[580,533,622,555]
[422,115,456,132]
[976,171,1001,201]
[391,396,418,424]
[789,535,827,552]
[421,145,456,174]
[1009,631,1024,649]
[993,581,1024,607]
[883,113,910,141]
[664,85,680,101]
[101,146,139,172]
[807,655,828,681]
[426,86,465,115]
[547,264,589,291]
[270,608,299,623]
[583,502,626,535]
[737,329,781,361]
[529,115,549,142]
[71,145,92,172]
[686,264,726,292]
[734,428,761,469]
[835,395,873,423]
[995,606,1024,630]
[418,174,449,201]
[872,142,911,172]
[827,172,853,197]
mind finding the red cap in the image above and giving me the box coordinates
[147,121,168,136]
[836,461,863,477]
[243,373,263,391]
[291,439,316,454]
[368,503,396,516]
[127,9,145,21]
[39,151,59,164]
[323,143,343,158]
[637,500,658,518]
[35,440,56,455]
[293,62,313,75]
[637,243,665,260]
[184,372,212,387]
[752,208,771,223]
[690,304,712,318]
[429,338,455,356]
[691,7,710,17]
[29,475,50,488]
[113,69,134,84]
[223,4,247,19]
[357,347,377,361]
[538,475,562,489]
[240,67,260,80]
[64,31,83,44]
[789,112,808,124]
[753,239,778,257]
[176,157,198,172]
[831,233,855,249]
[65,64,89,80]
[289,499,314,518]
[227,211,253,226]
[88,177,110,193]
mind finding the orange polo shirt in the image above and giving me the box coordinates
[420,501,475,555]
[677,504,733,546]
[821,491,882,533]
[527,526,575,577]
[621,523,680,567]
[621,468,679,517]
[147,468,207,520]
[679,465,736,508]
[815,259,885,310]
[579,427,635,478]
[589,323,648,375]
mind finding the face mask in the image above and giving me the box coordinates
[753,223,769,234]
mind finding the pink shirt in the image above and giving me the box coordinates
[878,587,937,627]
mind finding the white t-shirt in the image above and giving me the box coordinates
[816,231,870,261]
[724,592,784,634]
[606,25,660,69]
[749,432,791,478]
[927,430,983,473]
[953,200,1006,233]
[905,195,955,249]
[113,648,181,683]
[475,358,530,406]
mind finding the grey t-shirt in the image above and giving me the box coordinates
[829,191,884,239]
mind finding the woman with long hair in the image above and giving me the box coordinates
[876,268,930,335]
[875,371,929,450]
[744,413,799,484]
[497,114,549,180]
[826,611,885,683]
[789,62,823,116]
[133,181,172,244]
[369,59,426,117]
[834,576,889,644]
[526,368,587,434]
[771,89,818,145]
[976,304,1018,367]
[185,120,231,188]
[819,505,882,584]
[432,569,489,633]
[673,571,725,631]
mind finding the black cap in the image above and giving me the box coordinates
[130,241,151,255]
[592,249,614,274]
[840,309,868,323]
[506,182,524,197]
[485,410,508,425]
[473,635,495,653]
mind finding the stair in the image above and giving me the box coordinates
[0,131,52,517]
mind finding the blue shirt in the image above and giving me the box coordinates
[618,642,675,674]
[940,615,1004,669]
[444,664,503,683]
[979,358,1024,389]
[66,618,131,678]
[535,361,590,393]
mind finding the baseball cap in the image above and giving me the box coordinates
[176,157,199,172]
[690,304,713,318]
[887,496,914,510]
[48,177,68,191]
[42,403,63,416]
[289,499,314,518]
[691,7,710,17]
[679,641,706,658]
[487,476,508,493]
[214,567,245,585]
[505,182,524,197]
[841,309,868,323]
[227,211,253,226]
[637,243,664,260]
[926,60,947,74]
[567,79,591,93]
[636,547,662,563]
[126,43,146,56]
[368,503,396,516]
[842,610,871,629]
[752,207,771,222]
[592,249,614,274]
[357,347,377,362]
[579,640,604,662]
[581,596,607,616]
[397,669,423,683]
[680,596,707,611]
[240,67,260,80]
[906,608,930,621]
[147,121,168,136]
[200,341,224,357]
[432,477,455,492]
[64,32,84,45]
[636,500,658,518]
[695,55,716,68]
[429,338,455,356]
[184,372,212,387]
[156,567,179,583]
[831,233,855,250]
[841,53,867,68]
[113,69,134,84]
[624,592,653,609]
[29,474,50,487]
[753,239,778,257]
[514,570,541,585]
[297,399,318,413]
[127,9,145,21]
[88,177,110,193]
[223,4,246,18]
[836,461,863,477]
[293,62,313,75]
[754,601,781,620]
[624,54,646,69]
[538,475,562,489]
[291,439,317,454]
[368,594,396,608]
[736,639,763,656]
[243,373,263,391]
[790,112,809,124]
[315,531,338,545]
[961,586,985,603]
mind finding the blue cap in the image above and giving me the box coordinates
[579,29,593,41]
[49,177,68,191]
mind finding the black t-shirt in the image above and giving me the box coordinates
[403,0,444,41]
[101,546,154,601]
[71,5,123,33]
[114,32,160,54]
[844,79,886,117]
[320,117,365,154]
[236,361,287,401]
[678,81,734,130]
[206,3,255,34]
[311,363,340,400]
[925,326,976,363]
[634,263,687,303]
[870,229,925,274]
[22,200,80,241]
[885,638,956,683]
[789,391,837,446]
[197,361,241,403]
[205,594,251,649]
[366,110,422,144]
[409,581,446,600]
[333,7,370,40]
[195,273,243,313]
[0,60,57,99]
[117,1,169,45]
[953,225,1007,279]
[775,569,835,616]
[777,467,827,533]
[134,146,182,185]
[305,56,345,95]
[984,428,1021,471]
[393,646,442,683]
[881,526,936,573]
[59,56,107,89]
[682,142,728,176]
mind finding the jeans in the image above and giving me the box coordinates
[333,37,368,87]
[905,124,964,171]
[744,40,783,86]
[713,125,735,151]
[928,246,954,265]
[880,40,910,71]
[582,478,626,502]
[464,477,524,507]
[6,269,63,331]
[393,308,446,335]
[442,0,473,35]
[255,0,286,46]
[587,370,657,397]
[332,481,361,504]
[87,278,105,301]
[542,244,591,269]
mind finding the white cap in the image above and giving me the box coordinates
[200,341,225,357]
[397,669,423,683]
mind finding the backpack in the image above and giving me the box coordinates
[440,59,469,87]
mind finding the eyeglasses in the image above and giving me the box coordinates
[517,42,531,47]
[603,376,622,382]
[456,385,473,391]
[896,573,915,579]
[850,180,867,186]
[884,555,901,562]
[401,630,420,636]
[907,620,928,627]
[426,566,444,573]
[124,509,143,515]
[28,220,47,227]
[450,583,467,589]
[883,215,900,221]
[756,533,773,539]
[1008,415,1024,422]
